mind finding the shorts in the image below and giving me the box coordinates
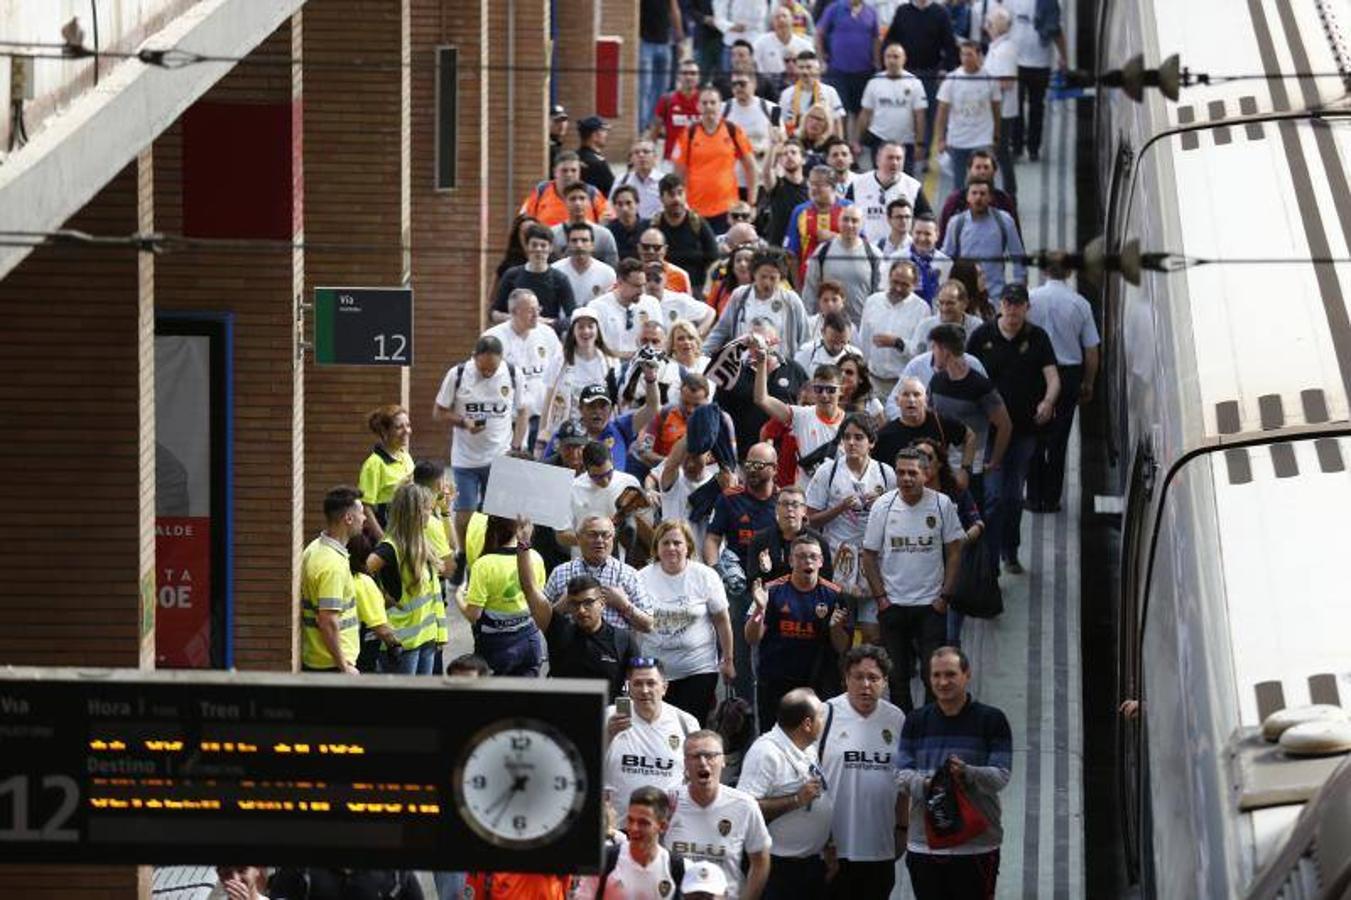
[452,465,492,512]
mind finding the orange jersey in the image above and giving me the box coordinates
[462,872,571,900]
[519,181,609,227]
[663,261,692,294]
[670,120,753,218]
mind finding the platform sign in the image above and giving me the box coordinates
[313,287,413,366]
[0,669,604,873]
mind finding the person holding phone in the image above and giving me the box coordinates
[603,658,701,814]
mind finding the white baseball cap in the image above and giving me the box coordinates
[681,862,728,896]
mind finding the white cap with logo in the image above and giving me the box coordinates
[680,862,728,897]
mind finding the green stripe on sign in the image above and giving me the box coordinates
[314,288,337,364]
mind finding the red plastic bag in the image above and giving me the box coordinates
[923,765,990,849]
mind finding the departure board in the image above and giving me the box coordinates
[0,669,606,873]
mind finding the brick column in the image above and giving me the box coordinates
[0,165,151,899]
[410,0,490,438]
[599,0,640,160]
[301,0,410,535]
[553,0,598,125]
[152,17,305,671]
[486,0,551,243]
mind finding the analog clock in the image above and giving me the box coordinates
[452,717,588,849]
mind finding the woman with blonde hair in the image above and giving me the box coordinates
[366,482,440,674]
[666,318,710,377]
[798,103,836,162]
[357,404,413,539]
[637,519,735,724]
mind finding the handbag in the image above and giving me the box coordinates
[923,765,990,849]
[951,534,1003,619]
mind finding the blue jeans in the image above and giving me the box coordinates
[639,41,672,132]
[376,642,439,675]
[947,146,979,196]
[982,432,1038,566]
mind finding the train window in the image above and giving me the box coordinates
[1102,142,1133,467]
[1118,440,1151,881]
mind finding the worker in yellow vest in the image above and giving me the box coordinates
[366,482,442,674]
[414,459,459,673]
[300,486,366,673]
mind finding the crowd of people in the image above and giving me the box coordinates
[287,1,1094,898]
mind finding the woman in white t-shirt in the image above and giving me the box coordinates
[667,318,711,377]
[539,308,620,451]
[638,520,735,725]
[805,413,896,643]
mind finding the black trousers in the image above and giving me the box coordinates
[666,672,719,726]
[828,858,895,899]
[765,854,826,899]
[1027,365,1082,508]
[1015,66,1052,155]
[906,849,1000,900]
[877,604,947,714]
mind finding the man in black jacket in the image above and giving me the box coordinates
[883,0,959,161]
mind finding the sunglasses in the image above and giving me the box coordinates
[625,307,635,329]
[588,468,615,482]
[811,383,840,394]
[744,460,776,471]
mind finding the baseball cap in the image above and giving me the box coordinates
[578,115,610,136]
[1000,283,1030,304]
[570,307,600,326]
[579,384,612,406]
[554,419,589,446]
[551,104,568,120]
[681,862,728,895]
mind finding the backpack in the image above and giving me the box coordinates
[596,843,686,898]
[821,455,894,498]
[684,119,748,162]
[948,209,1012,260]
[450,360,520,400]
[814,237,881,294]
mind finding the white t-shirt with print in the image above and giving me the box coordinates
[741,292,792,343]
[542,351,618,435]
[736,726,833,857]
[600,843,680,900]
[860,71,929,144]
[435,360,523,468]
[637,561,729,681]
[657,289,715,330]
[604,702,701,811]
[936,68,1001,149]
[819,693,905,861]
[665,784,772,900]
[554,257,617,304]
[484,320,561,416]
[805,457,895,591]
[861,487,965,608]
[571,470,644,531]
[753,31,813,77]
[787,405,845,479]
[649,459,718,546]
[589,292,665,355]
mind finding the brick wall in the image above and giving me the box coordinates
[301,0,409,534]
[599,0,639,160]
[486,0,550,250]
[0,162,150,900]
[553,0,598,128]
[409,0,490,437]
[152,19,305,672]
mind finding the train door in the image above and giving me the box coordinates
[1118,440,1154,885]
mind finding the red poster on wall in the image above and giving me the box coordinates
[156,333,216,668]
[156,517,212,667]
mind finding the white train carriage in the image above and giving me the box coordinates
[1096,1,1351,896]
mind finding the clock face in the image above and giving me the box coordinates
[453,718,588,849]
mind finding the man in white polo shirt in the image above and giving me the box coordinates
[818,644,907,897]
[665,730,772,900]
[604,658,700,809]
[589,258,666,360]
[736,688,833,899]
[484,288,561,450]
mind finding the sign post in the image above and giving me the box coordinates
[313,287,414,366]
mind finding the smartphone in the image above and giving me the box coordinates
[615,696,632,718]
